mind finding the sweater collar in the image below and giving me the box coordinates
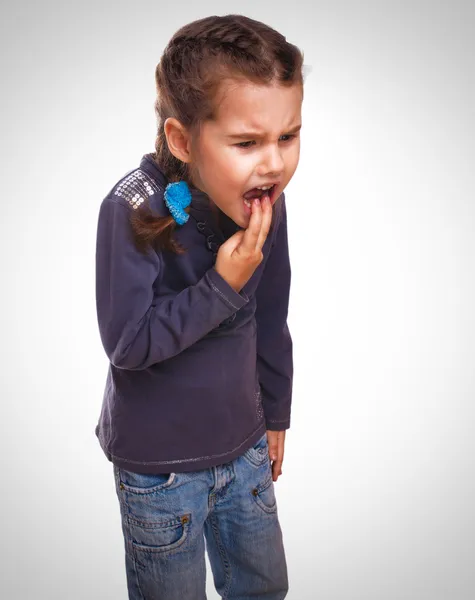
[140,153,212,212]
[139,153,241,238]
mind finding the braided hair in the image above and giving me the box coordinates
[130,14,304,255]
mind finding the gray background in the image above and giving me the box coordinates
[1,1,474,598]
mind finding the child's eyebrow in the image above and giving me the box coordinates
[226,123,302,139]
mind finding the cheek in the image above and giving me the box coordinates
[286,143,301,176]
[209,150,249,186]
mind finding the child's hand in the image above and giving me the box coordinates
[214,197,273,293]
[266,429,286,482]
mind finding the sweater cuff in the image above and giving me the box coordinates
[205,267,249,310]
[265,417,291,431]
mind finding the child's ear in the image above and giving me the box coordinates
[164,117,192,164]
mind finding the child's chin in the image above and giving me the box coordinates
[226,205,248,228]
[235,212,250,228]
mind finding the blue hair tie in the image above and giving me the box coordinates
[164,181,192,226]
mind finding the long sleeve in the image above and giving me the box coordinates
[95,198,249,370]
[255,194,293,430]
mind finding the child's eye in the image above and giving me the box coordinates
[235,134,296,149]
[236,141,255,148]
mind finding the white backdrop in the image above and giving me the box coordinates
[1,1,474,599]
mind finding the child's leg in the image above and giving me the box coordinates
[203,433,289,600]
[113,464,212,599]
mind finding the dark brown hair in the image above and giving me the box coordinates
[131,14,305,255]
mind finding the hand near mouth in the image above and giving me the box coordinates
[214,196,273,293]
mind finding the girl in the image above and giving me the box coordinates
[95,13,304,600]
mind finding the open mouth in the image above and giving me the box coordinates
[242,184,278,208]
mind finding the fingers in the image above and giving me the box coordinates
[256,196,273,250]
[268,433,285,482]
[241,197,272,254]
[240,198,262,253]
[271,456,283,482]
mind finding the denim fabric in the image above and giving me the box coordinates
[113,432,288,599]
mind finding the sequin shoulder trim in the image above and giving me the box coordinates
[112,169,163,210]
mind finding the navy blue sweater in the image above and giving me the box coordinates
[94,153,293,473]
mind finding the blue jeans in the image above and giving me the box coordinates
[113,432,288,599]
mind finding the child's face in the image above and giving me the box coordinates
[189,79,302,228]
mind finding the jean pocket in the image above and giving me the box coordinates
[131,513,192,558]
[115,467,192,555]
[117,468,176,494]
[242,433,269,468]
[251,473,277,514]
[116,468,180,529]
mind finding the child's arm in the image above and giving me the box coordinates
[95,198,249,370]
[255,194,293,430]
